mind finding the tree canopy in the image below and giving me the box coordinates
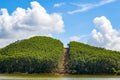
[0,36,63,73]
[67,41,120,74]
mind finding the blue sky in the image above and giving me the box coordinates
[0,0,120,51]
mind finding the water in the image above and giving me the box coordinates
[0,74,120,80]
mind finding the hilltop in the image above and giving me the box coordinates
[0,36,63,73]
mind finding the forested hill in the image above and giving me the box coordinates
[0,36,120,74]
[0,36,64,73]
[0,36,63,55]
[67,41,120,74]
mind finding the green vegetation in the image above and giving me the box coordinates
[0,36,63,73]
[112,68,120,75]
[0,37,120,75]
[67,41,120,74]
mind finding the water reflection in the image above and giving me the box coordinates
[0,77,120,80]
[64,78,120,80]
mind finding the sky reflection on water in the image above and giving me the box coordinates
[64,78,120,80]
[0,77,120,80]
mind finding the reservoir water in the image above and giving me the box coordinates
[0,74,120,80]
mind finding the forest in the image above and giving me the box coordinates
[67,41,120,74]
[0,36,63,73]
[0,36,120,74]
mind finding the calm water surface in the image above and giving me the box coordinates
[0,74,120,80]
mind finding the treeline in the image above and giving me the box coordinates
[0,36,63,73]
[67,41,120,74]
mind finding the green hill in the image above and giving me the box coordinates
[0,37,120,74]
[0,36,63,73]
[67,41,120,74]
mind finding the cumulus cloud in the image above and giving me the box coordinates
[68,0,116,14]
[54,3,65,8]
[88,16,120,51]
[70,36,80,41]
[0,1,64,47]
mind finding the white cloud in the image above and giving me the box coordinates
[88,16,120,51]
[68,0,116,14]
[54,3,65,8]
[70,36,80,41]
[0,1,64,47]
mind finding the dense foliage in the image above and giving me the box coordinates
[67,41,120,74]
[0,36,63,73]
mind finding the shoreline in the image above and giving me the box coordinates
[0,73,120,78]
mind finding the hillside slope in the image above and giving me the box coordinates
[0,36,63,73]
[67,41,120,74]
